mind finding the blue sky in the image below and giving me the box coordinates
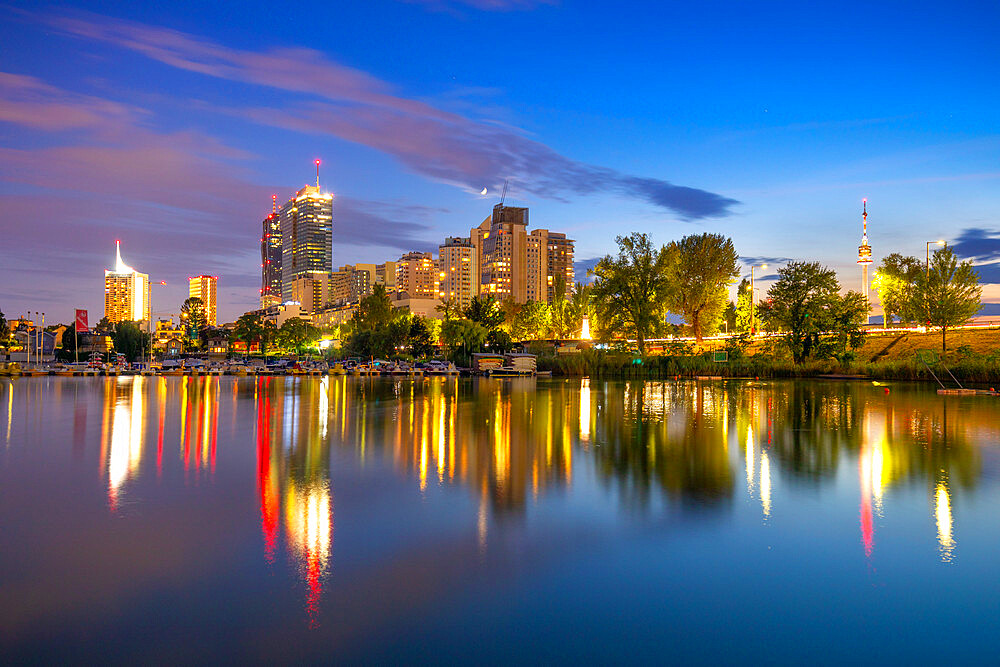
[2,0,999,323]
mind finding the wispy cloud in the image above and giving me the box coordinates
[44,11,737,220]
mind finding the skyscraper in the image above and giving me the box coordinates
[481,203,529,302]
[261,194,282,308]
[280,183,333,298]
[104,240,151,324]
[438,236,477,311]
[189,275,218,326]
[527,229,575,303]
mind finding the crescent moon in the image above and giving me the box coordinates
[480,187,488,195]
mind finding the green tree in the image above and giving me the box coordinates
[464,295,505,329]
[407,316,435,358]
[914,246,982,354]
[57,323,78,361]
[508,300,552,340]
[110,320,149,362]
[276,318,320,354]
[590,232,672,354]
[94,316,115,335]
[180,297,207,348]
[435,298,462,321]
[764,262,841,364]
[351,284,393,332]
[822,291,870,363]
[486,328,515,352]
[734,278,760,333]
[665,233,739,342]
[231,313,273,354]
[872,253,923,326]
[441,318,487,354]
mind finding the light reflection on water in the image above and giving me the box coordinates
[0,375,997,661]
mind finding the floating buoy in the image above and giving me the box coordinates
[884,387,890,394]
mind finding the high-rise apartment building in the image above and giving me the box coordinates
[438,237,477,311]
[376,261,397,292]
[104,241,151,324]
[260,195,282,308]
[289,271,331,316]
[527,229,575,303]
[280,184,333,298]
[395,252,439,299]
[481,204,529,303]
[188,275,219,326]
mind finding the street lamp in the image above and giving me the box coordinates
[926,240,945,277]
[750,264,767,335]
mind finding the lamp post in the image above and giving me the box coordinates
[750,264,767,335]
[926,240,945,277]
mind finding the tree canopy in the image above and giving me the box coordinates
[764,261,867,364]
[465,295,505,329]
[590,232,672,354]
[915,246,982,353]
[664,233,739,342]
[872,253,923,326]
[180,297,207,347]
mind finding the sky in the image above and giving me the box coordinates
[2,0,999,325]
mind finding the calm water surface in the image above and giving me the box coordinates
[2,376,999,663]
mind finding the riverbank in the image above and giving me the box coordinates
[537,349,1000,384]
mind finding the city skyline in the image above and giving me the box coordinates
[2,2,1000,325]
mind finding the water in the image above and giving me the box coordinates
[1,376,999,663]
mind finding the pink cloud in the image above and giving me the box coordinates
[44,11,737,220]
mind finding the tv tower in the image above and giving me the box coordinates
[857,199,873,303]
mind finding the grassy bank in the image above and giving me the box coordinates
[537,349,1000,384]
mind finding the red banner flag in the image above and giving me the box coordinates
[75,309,89,333]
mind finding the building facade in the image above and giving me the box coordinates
[260,197,282,308]
[395,252,439,299]
[104,241,151,324]
[527,229,575,303]
[438,236,477,312]
[288,271,331,315]
[480,204,529,303]
[279,185,333,298]
[188,275,218,326]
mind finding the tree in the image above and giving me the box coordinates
[407,317,435,358]
[734,279,760,334]
[276,318,319,354]
[435,298,462,321]
[57,323,78,361]
[764,262,841,364]
[441,318,487,354]
[465,295,504,329]
[590,232,672,354]
[231,313,270,354]
[915,246,982,354]
[351,284,393,332]
[110,320,148,362]
[180,297,207,348]
[664,233,739,342]
[872,253,923,326]
[94,316,115,335]
[486,328,515,352]
[822,291,870,363]
[723,301,737,334]
[507,300,552,340]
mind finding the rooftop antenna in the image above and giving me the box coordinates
[315,159,321,189]
[271,194,277,215]
[499,179,508,207]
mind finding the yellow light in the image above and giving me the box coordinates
[935,480,955,562]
